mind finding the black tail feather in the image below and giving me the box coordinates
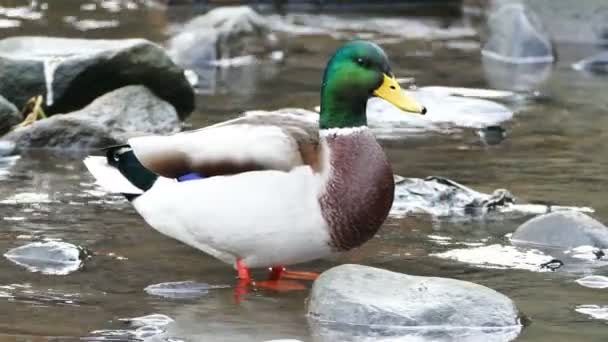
[105,145,158,199]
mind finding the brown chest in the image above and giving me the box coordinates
[318,130,395,251]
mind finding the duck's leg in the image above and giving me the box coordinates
[268,266,320,281]
[255,264,307,291]
[235,259,306,294]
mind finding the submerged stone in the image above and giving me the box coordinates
[119,314,174,328]
[4,241,88,275]
[511,211,608,249]
[482,3,554,64]
[576,275,608,289]
[573,52,608,75]
[2,85,180,149]
[144,281,210,299]
[0,37,194,119]
[308,264,522,341]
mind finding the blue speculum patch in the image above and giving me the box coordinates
[177,173,205,182]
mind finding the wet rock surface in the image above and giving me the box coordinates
[2,85,180,149]
[391,176,591,219]
[511,211,608,249]
[169,6,279,73]
[0,96,20,136]
[0,37,194,119]
[3,241,88,275]
[391,176,514,218]
[308,264,522,341]
[2,115,117,150]
[434,211,608,273]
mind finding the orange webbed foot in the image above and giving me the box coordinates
[268,266,320,281]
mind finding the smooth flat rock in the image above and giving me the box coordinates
[0,95,20,136]
[482,3,554,64]
[169,6,279,74]
[511,211,608,249]
[4,241,88,275]
[2,85,180,149]
[0,37,194,119]
[308,264,521,335]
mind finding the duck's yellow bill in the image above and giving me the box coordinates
[373,74,426,115]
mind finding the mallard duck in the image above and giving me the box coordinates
[84,40,426,292]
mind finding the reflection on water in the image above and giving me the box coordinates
[482,57,554,92]
[2,1,608,342]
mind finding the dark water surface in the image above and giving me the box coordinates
[1,1,608,341]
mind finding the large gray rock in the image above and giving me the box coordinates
[2,85,180,149]
[169,6,279,72]
[512,211,608,249]
[482,3,554,64]
[308,265,522,341]
[2,116,117,150]
[0,96,20,135]
[0,37,194,119]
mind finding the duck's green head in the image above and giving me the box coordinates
[319,40,426,129]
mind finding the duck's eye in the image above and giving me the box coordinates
[356,57,369,68]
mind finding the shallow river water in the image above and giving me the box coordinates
[1,1,608,341]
